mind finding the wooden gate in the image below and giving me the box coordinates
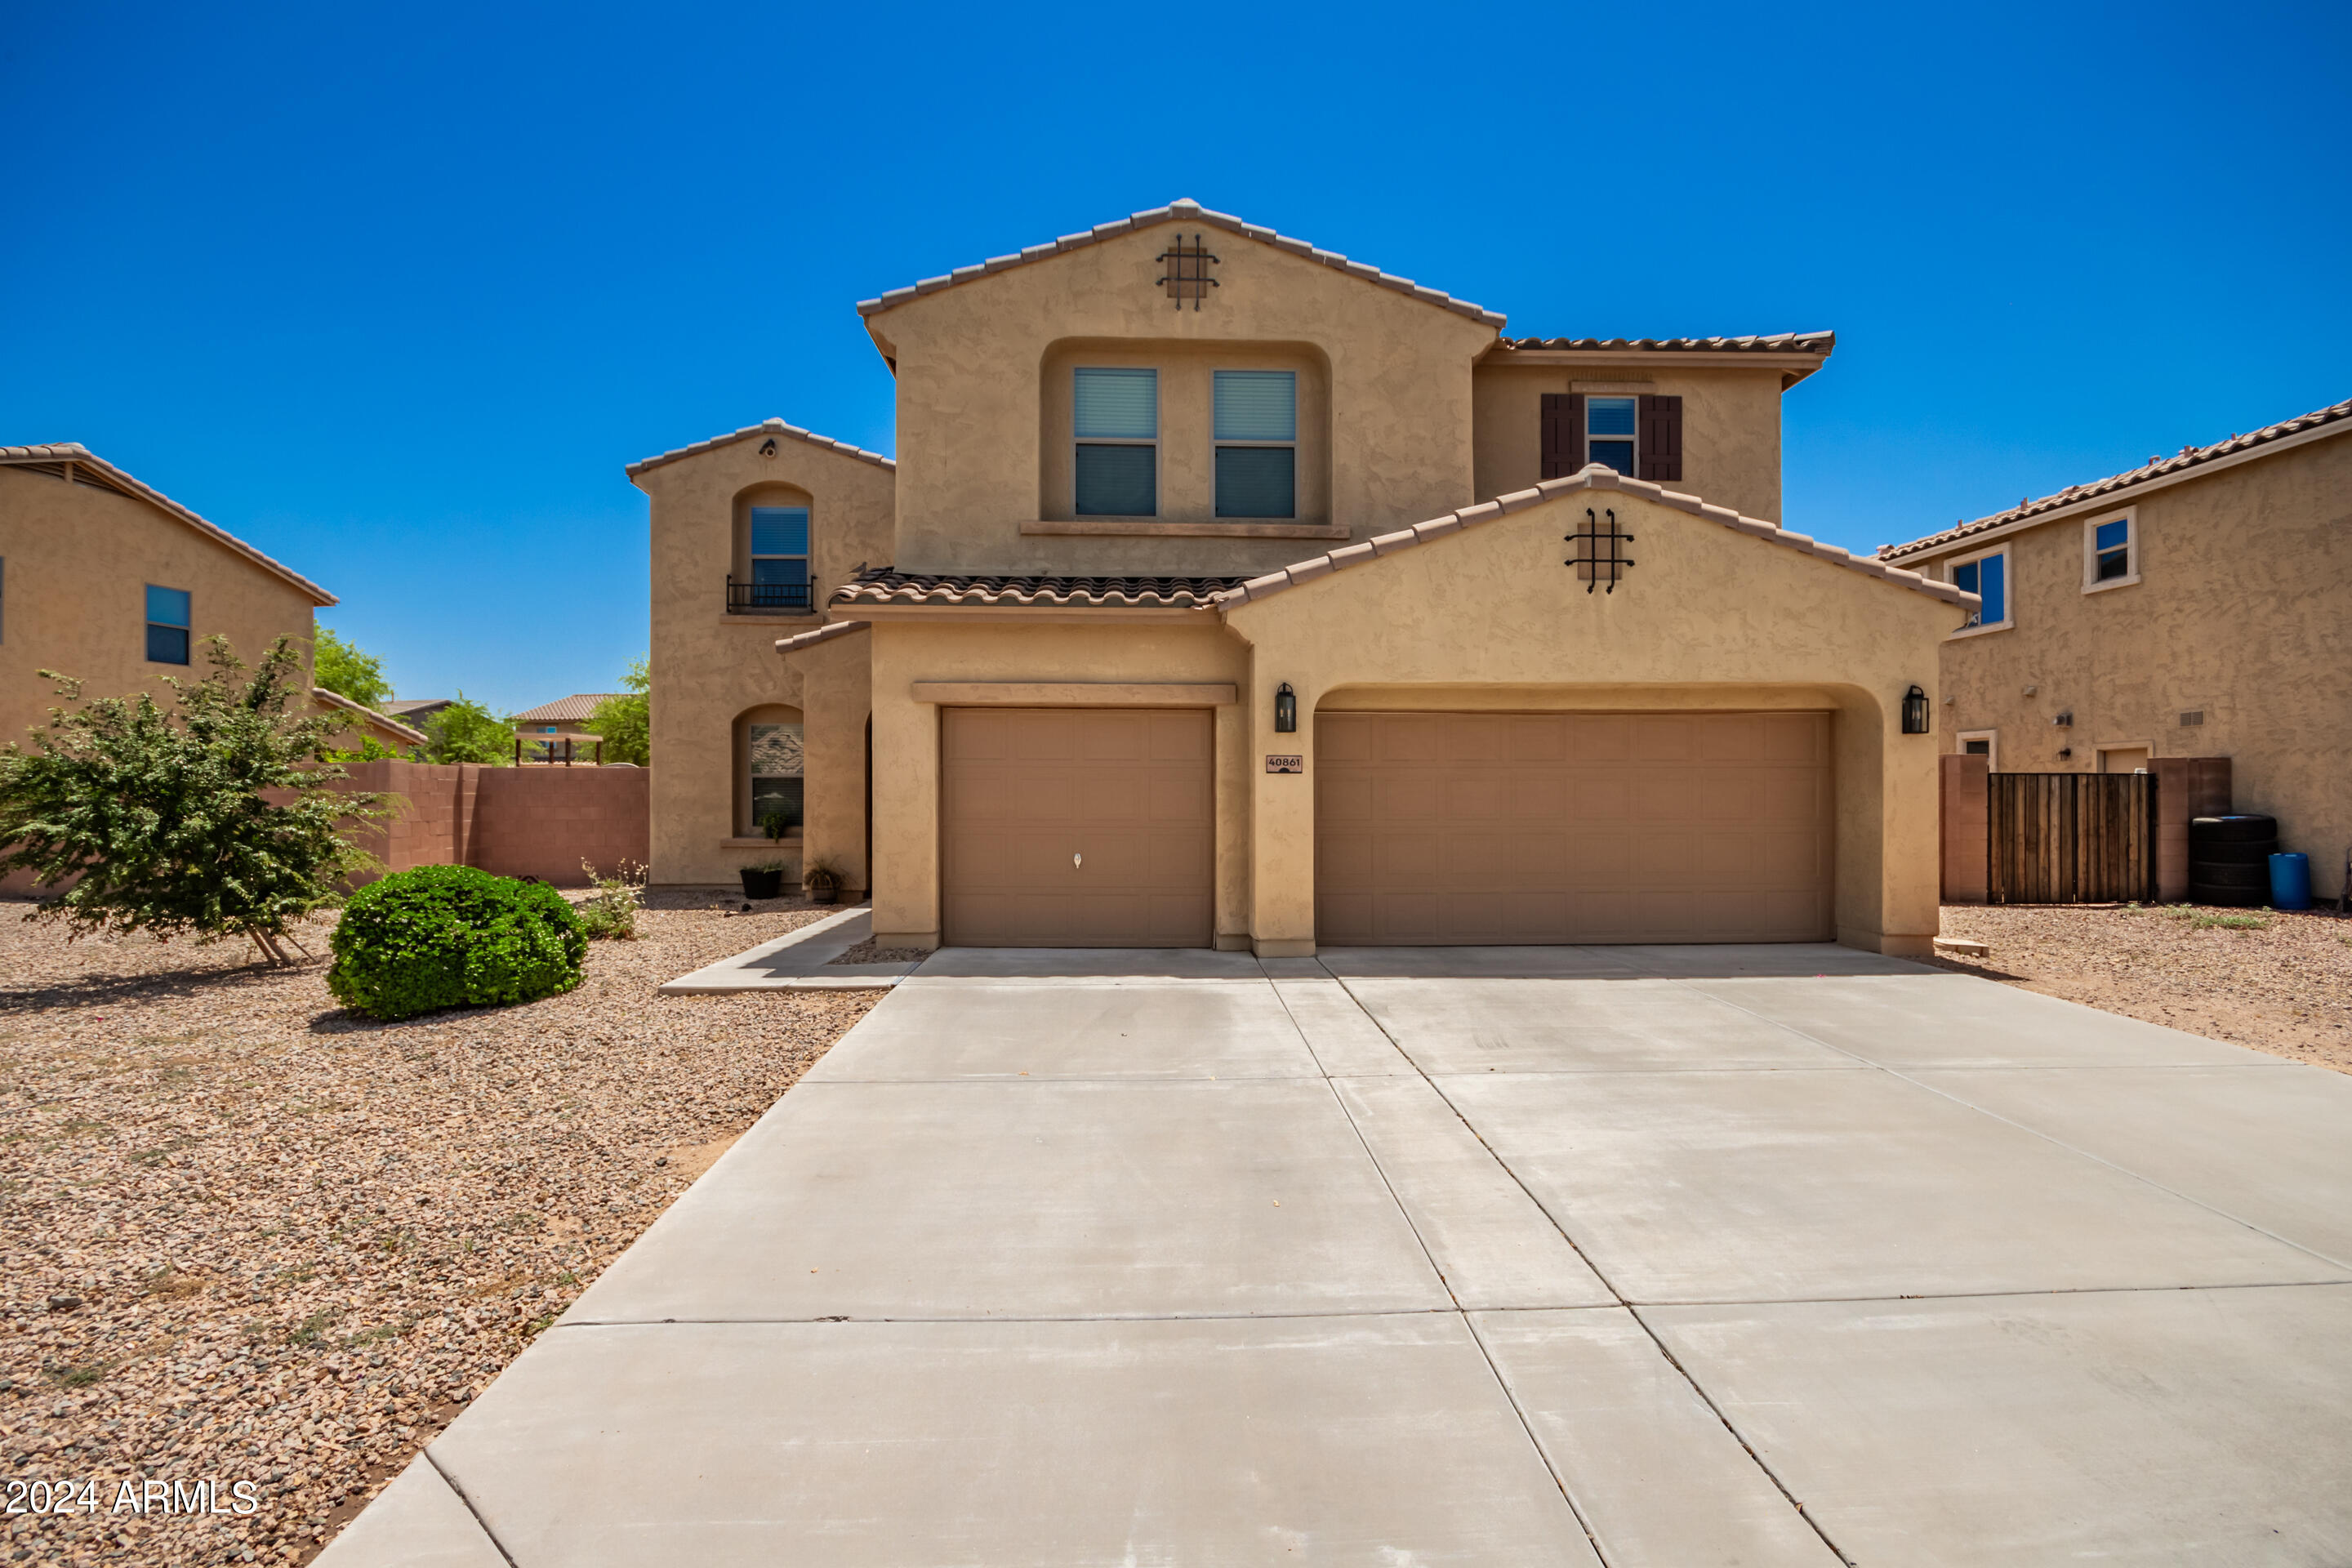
[1988,772,2156,903]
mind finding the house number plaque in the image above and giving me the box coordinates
[1265,755,1304,774]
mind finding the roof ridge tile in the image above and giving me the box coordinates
[625,416,896,478]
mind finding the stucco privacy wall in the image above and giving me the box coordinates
[632,425,895,885]
[1469,363,1788,523]
[335,761,648,888]
[1221,484,1965,956]
[1909,434,2352,898]
[866,219,1499,579]
[864,618,1250,949]
[0,466,327,754]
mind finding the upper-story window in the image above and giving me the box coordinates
[748,506,810,610]
[1074,368,1158,516]
[145,585,191,665]
[1213,371,1298,519]
[1586,398,1638,474]
[2082,510,2138,591]
[1539,394,1682,482]
[1949,546,2009,633]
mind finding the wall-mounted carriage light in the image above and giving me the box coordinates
[1901,685,1931,735]
[1274,683,1297,733]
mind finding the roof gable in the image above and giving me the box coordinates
[0,443,336,606]
[855,199,1506,331]
[626,417,895,480]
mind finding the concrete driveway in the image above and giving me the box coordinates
[323,944,2352,1566]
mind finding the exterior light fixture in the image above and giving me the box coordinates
[759,438,778,457]
[1901,685,1930,735]
[1274,683,1297,733]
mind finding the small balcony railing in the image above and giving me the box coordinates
[726,577,812,614]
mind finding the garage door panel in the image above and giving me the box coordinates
[942,708,1213,947]
[1317,710,1832,946]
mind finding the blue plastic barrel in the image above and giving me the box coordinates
[2269,852,2311,911]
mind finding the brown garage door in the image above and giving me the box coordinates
[942,707,1213,947]
[1316,711,1832,945]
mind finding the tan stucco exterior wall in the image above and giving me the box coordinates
[1903,432,2352,898]
[1469,363,1788,523]
[866,221,1499,579]
[1221,491,1958,956]
[635,436,896,885]
[0,466,327,751]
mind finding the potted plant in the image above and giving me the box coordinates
[757,808,798,842]
[803,858,844,906]
[738,859,788,901]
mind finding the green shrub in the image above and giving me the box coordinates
[328,866,586,1019]
[575,860,645,941]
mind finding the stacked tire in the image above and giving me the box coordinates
[2189,814,2278,906]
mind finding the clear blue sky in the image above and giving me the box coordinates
[6,0,2345,715]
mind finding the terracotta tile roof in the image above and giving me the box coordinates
[1879,394,2352,562]
[0,443,336,606]
[382,698,452,718]
[1494,331,1834,356]
[774,620,871,657]
[313,687,429,746]
[855,198,1508,330]
[831,568,1250,609]
[625,417,895,479]
[1209,467,1976,613]
[511,693,624,724]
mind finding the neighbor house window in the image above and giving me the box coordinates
[1586,397,1638,474]
[2083,510,2136,590]
[748,722,804,835]
[1949,547,2008,630]
[1074,368,1157,516]
[749,506,811,609]
[145,585,191,665]
[1959,730,1998,770]
[1214,370,1297,518]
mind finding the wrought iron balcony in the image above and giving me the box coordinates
[726,577,813,614]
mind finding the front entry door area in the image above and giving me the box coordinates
[1316,710,1834,945]
[941,706,1214,947]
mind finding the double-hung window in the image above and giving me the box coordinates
[1586,397,1638,474]
[2083,511,2136,590]
[749,506,811,610]
[1073,368,1158,516]
[1949,547,2009,631]
[145,585,191,665]
[1214,370,1297,518]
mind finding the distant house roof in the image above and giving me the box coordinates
[0,443,337,606]
[383,697,454,719]
[1880,394,2352,561]
[313,688,429,746]
[625,417,895,479]
[512,693,623,724]
[855,198,1509,330]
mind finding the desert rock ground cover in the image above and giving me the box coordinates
[1934,902,2352,1071]
[0,890,875,1566]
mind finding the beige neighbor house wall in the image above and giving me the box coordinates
[1892,419,2352,898]
[866,223,1499,579]
[0,461,332,754]
[631,423,896,887]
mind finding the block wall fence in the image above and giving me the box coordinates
[337,761,650,888]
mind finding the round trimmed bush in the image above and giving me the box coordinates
[328,865,587,1020]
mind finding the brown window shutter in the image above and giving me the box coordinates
[1637,394,1683,483]
[1540,393,1586,479]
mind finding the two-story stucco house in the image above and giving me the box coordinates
[633,200,1976,956]
[1881,394,2352,899]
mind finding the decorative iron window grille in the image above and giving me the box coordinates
[1566,508,1635,594]
[1156,234,1218,310]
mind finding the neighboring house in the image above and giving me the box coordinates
[0,442,342,746]
[1879,395,2351,898]
[510,693,622,763]
[633,199,1973,954]
[312,686,430,755]
[384,697,455,724]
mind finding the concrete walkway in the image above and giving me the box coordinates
[322,944,2352,1566]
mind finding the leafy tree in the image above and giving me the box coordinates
[313,627,390,710]
[586,657,650,767]
[0,637,385,964]
[420,694,516,765]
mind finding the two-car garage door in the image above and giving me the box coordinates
[1316,710,1833,945]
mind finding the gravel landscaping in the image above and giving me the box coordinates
[1934,902,2352,1072]
[0,890,877,1566]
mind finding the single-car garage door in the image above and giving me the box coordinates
[942,707,1213,947]
[1316,710,1832,945]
